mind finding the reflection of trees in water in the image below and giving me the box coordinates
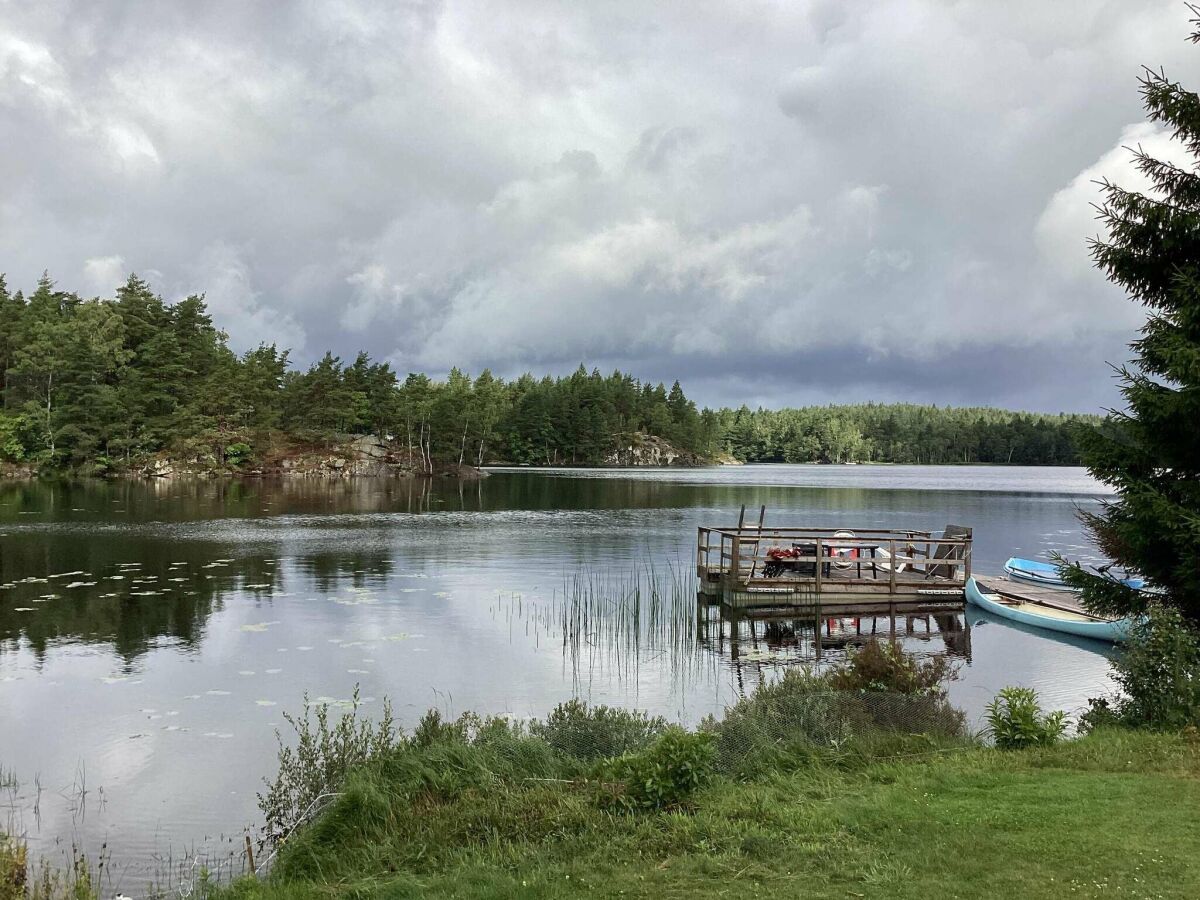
[0,538,224,666]
[295,550,395,594]
[476,473,939,516]
[0,476,489,525]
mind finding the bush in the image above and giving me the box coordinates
[1083,605,1200,731]
[258,689,399,847]
[604,727,715,810]
[704,669,854,775]
[827,640,956,696]
[225,441,253,467]
[529,699,667,761]
[985,687,1068,749]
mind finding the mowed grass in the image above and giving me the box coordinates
[219,728,1200,900]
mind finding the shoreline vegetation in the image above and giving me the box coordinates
[4,644,1198,900]
[0,273,1095,480]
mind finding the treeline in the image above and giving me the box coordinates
[0,272,1093,472]
[714,405,1096,466]
[0,273,708,471]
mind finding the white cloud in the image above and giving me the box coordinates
[1,0,1196,409]
[81,254,126,295]
[180,244,307,354]
[1036,122,1191,281]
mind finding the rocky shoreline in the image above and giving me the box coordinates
[137,435,487,480]
[1,432,714,481]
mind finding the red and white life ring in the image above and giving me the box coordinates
[831,530,858,568]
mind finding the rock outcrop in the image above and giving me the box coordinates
[138,435,486,479]
[602,433,704,467]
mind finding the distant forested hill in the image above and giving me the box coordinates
[713,404,1097,466]
[0,272,1096,473]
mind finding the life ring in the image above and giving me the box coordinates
[831,530,858,568]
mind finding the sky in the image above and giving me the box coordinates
[1,0,1195,412]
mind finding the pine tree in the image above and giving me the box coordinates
[1062,17,1200,622]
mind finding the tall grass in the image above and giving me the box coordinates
[557,559,703,687]
[245,639,975,890]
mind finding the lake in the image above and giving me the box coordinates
[0,464,1117,887]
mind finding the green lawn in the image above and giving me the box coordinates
[219,729,1200,900]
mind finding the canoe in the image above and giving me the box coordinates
[966,577,1135,643]
[1003,557,1069,587]
[1003,557,1144,591]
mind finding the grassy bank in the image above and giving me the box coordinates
[213,727,1199,900]
[204,650,1200,900]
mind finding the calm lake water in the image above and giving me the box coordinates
[0,464,1117,886]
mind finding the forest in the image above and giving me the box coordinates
[0,272,1096,472]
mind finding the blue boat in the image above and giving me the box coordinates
[966,577,1135,643]
[1003,556,1144,591]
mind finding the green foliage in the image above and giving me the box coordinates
[220,706,1200,899]
[224,442,253,467]
[603,728,715,810]
[529,699,668,760]
[0,412,30,463]
[0,834,101,900]
[258,689,399,847]
[1063,15,1200,622]
[985,687,1068,750]
[705,658,968,778]
[715,403,1091,465]
[827,639,956,696]
[1084,605,1200,731]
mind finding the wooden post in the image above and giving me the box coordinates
[814,537,823,593]
[754,505,767,578]
[245,835,256,876]
[730,535,741,584]
[889,538,896,595]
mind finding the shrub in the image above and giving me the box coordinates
[704,669,853,775]
[827,640,956,696]
[225,442,253,467]
[529,699,667,761]
[258,689,399,847]
[1083,605,1200,731]
[985,687,1068,749]
[604,727,715,810]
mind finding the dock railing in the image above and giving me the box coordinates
[697,525,972,596]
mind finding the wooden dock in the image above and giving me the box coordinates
[697,507,971,612]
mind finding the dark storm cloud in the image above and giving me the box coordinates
[0,0,1192,410]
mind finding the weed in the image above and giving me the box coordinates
[602,728,716,811]
[1083,604,1200,731]
[529,699,667,760]
[986,687,1068,749]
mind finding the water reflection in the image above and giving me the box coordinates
[0,468,1117,888]
[696,598,972,693]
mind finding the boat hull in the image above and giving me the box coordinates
[1003,557,1144,591]
[966,577,1133,643]
[1003,557,1068,588]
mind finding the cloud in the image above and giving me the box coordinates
[1036,122,1191,282]
[178,244,307,354]
[1,0,1196,410]
[81,255,126,296]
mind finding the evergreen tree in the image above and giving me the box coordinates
[1063,20,1200,622]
